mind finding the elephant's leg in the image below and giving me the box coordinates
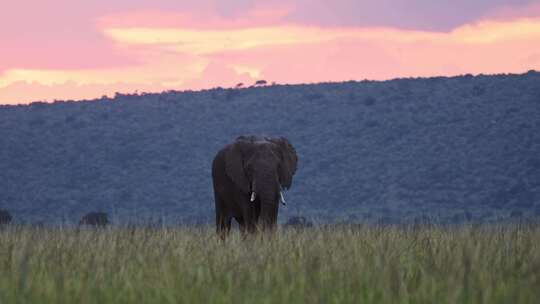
[215,193,228,239]
[245,215,258,234]
[216,215,232,240]
[247,201,262,233]
[235,217,246,234]
[240,203,257,234]
[224,217,232,233]
[216,214,225,238]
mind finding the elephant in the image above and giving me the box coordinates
[212,135,298,237]
[0,209,12,226]
[79,212,109,227]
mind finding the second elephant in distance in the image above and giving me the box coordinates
[0,209,12,226]
[79,212,109,227]
[212,135,298,237]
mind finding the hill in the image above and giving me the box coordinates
[1,72,539,224]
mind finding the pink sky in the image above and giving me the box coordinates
[1,0,540,104]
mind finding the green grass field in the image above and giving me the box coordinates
[0,225,539,304]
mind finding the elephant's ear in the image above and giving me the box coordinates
[272,137,298,190]
[224,140,251,194]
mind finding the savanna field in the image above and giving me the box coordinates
[1,225,539,304]
[3,1,540,303]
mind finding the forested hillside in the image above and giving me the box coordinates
[1,71,539,225]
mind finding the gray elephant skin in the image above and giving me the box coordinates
[212,135,298,237]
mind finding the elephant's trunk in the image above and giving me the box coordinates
[252,166,280,230]
[258,191,279,230]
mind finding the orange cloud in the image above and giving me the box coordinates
[452,18,540,43]
[97,6,292,29]
[183,61,256,89]
[2,16,540,104]
[0,81,169,104]
[103,26,347,54]
[102,16,540,81]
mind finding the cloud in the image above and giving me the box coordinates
[0,1,141,72]
[2,1,540,104]
[183,61,256,89]
[101,16,540,81]
[103,26,349,55]
[0,81,169,105]
[0,64,254,104]
[96,5,292,31]
[483,2,540,20]
[279,0,537,31]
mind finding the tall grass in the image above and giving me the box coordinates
[0,225,539,303]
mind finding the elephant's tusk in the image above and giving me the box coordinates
[250,192,256,202]
[279,192,286,206]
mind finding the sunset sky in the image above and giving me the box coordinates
[1,0,540,104]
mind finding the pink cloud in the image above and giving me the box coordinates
[97,6,292,30]
[2,1,540,104]
[0,1,138,72]
[0,1,290,73]
[196,18,540,83]
[482,2,540,20]
[279,0,540,31]
[183,61,255,89]
[210,39,400,83]
[0,81,170,105]
[1,40,137,72]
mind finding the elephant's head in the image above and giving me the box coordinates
[224,135,298,228]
